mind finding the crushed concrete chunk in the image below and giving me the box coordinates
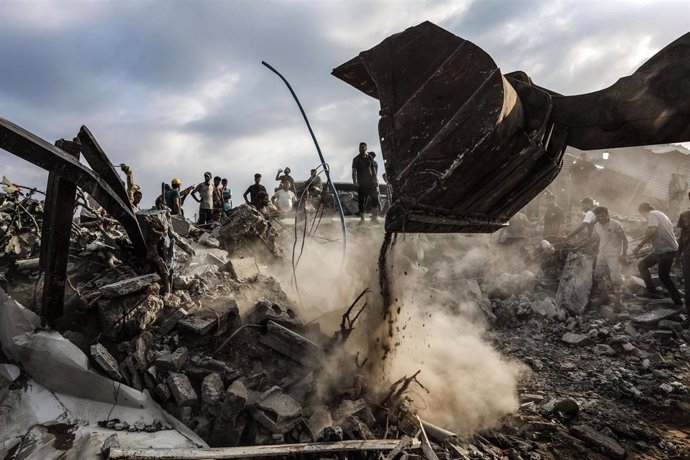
[158,308,188,335]
[167,372,197,406]
[560,332,592,346]
[179,316,217,335]
[252,385,303,433]
[90,343,122,381]
[155,347,188,372]
[307,407,333,439]
[543,398,579,418]
[171,215,194,237]
[99,273,161,298]
[152,382,172,402]
[223,257,260,282]
[259,320,322,367]
[571,424,626,459]
[201,373,224,406]
[246,300,302,327]
[97,292,164,340]
[221,380,247,422]
[198,233,220,248]
[556,251,594,315]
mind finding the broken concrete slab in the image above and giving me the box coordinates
[155,347,188,372]
[171,215,194,237]
[152,382,172,402]
[201,373,224,406]
[556,251,594,315]
[99,273,161,299]
[158,308,188,335]
[543,398,579,418]
[571,424,626,459]
[560,332,592,346]
[332,399,369,424]
[252,386,303,434]
[307,407,333,440]
[198,233,220,248]
[167,373,198,406]
[97,292,164,340]
[223,257,260,282]
[179,316,217,336]
[221,380,247,423]
[259,320,323,367]
[90,343,123,381]
[632,308,681,327]
[246,300,302,328]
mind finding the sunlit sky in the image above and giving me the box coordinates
[1,0,689,217]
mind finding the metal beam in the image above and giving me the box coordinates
[0,117,147,257]
[38,139,80,326]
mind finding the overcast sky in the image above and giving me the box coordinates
[1,0,689,217]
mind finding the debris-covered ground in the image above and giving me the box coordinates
[1,189,690,459]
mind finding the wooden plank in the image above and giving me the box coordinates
[107,439,421,460]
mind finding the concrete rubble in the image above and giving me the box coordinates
[2,188,690,459]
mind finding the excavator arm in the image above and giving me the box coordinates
[333,21,690,233]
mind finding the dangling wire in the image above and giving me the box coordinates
[261,61,347,259]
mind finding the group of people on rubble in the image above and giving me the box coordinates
[119,141,383,227]
[505,188,690,326]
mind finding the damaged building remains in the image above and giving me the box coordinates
[2,20,690,460]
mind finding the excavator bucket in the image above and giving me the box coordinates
[332,21,690,233]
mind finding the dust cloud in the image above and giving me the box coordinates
[265,221,525,436]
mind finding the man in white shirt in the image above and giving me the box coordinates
[566,197,597,241]
[588,206,628,306]
[633,202,682,305]
[191,172,214,225]
[271,181,297,213]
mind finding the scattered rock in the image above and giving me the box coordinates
[560,332,592,346]
[224,257,260,282]
[201,373,224,406]
[259,320,323,367]
[571,424,626,459]
[90,343,123,381]
[167,373,197,406]
[198,233,221,248]
[99,273,161,298]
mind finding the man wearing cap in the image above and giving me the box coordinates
[633,202,682,305]
[191,172,214,225]
[166,178,183,215]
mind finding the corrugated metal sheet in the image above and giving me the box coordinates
[643,160,690,200]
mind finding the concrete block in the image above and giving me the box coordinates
[179,316,217,335]
[202,373,224,406]
[167,372,197,406]
[155,347,188,372]
[158,308,188,335]
[259,320,323,367]
[251,385,302,433]
[224,257,260,282]
[571,424,626,459]
[246,300,302,328]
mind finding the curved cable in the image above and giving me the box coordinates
[261,61,347,258]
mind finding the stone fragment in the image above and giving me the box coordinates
[167,372,197,406]
[519,394,545,403]
[307,407,333,440]
[246,300,302,328]
[158,308,188,335]
[119,356,143,391]
[259,320,323,367]
[221,380,247,422]
[560,332,592,346]
[658,319,683,330]
[224,257,260,282]
[251,385,303,433]
[217,204,281,258]
[179,316,217,335]
[99,273,161,298]
[332,399,369,423]
[556,251,594,315]
[594,344,616,356]
[198,233,220,248]
[652,330,674,340]
[571,424,626,459]
[100,434,121,457]
[201,373,224,406]
[90,343,123,381]
[152,382,172,402]
[171,215,194,237]
[543,398,579,418]
[632,308,681,326]
[155,347,188,372]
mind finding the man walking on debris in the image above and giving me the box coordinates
[542,192,565,241]
[243,173,267,208]
[191,172,214,225]
[352,142,379,223]
[271,180,297,214]
[584,206,628,307]
[633,202,682,305]
[566,197,597,241]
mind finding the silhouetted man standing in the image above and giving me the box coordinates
[352,142,379,223]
